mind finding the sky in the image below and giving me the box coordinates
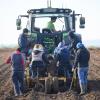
[0,0,100,47]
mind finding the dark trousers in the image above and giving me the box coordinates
[57,63,72,77]
[12,71,24,95]
[31,61,46,78]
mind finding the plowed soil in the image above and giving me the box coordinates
[0,48,100,100]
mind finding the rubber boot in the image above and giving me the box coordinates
[80,83,85,95]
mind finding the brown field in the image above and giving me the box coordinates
[0,48,100,100]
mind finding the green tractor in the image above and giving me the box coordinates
[16,7,85,53]
[16,7,85,93]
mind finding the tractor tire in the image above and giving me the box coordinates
[52,77,59,93]
[34,82,44,92]
[45,77,52,94]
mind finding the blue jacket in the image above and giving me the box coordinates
[56,47,71,68]
[11,51,25,71]
[74,47,90,68]
[18,33,29,49]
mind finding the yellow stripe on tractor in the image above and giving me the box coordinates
[36,77,66,82]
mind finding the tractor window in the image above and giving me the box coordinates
[31,17,66,33]
[54,17,65,31]
[35,17,49,32]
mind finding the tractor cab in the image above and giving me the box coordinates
[16,8,85,53]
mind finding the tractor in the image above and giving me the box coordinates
[16,6,85,93]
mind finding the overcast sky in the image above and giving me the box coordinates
[0,0,100,46]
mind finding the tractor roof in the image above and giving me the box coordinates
[27,8,72,15]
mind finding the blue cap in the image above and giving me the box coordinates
[76,42,84,49]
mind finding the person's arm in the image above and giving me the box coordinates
[6,56,11,64]
[21,53,26,70]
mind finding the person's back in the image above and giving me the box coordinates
[6,48,25,96]
[31,44,44,68]
[18,28,29,48]
[47,17,57,32]
[11,52,25,71]
[18,28,31,57]
[56,47,72,79]
[58,48,70,65]
[30,44,48,77]
[6,48,25,71]
[75,45,90,68]
[18,33,28,49]
[73,43,90,95]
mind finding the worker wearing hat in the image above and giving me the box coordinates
[18,28,31,57]
[73,42,90,95]
[6,48,25,96]
[30,44,49,78]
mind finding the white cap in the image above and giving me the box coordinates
[33,44,44,51]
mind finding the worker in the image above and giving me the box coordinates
[55,46,72,89]
[72,43,90,95]
[68,30,82,60]
[6,48,25,96]
[47,16,57,32]
[30,44,49,78]
[56,45,72,78]
[18,28,31,57]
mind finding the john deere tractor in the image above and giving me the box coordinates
[16,7,85,93]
